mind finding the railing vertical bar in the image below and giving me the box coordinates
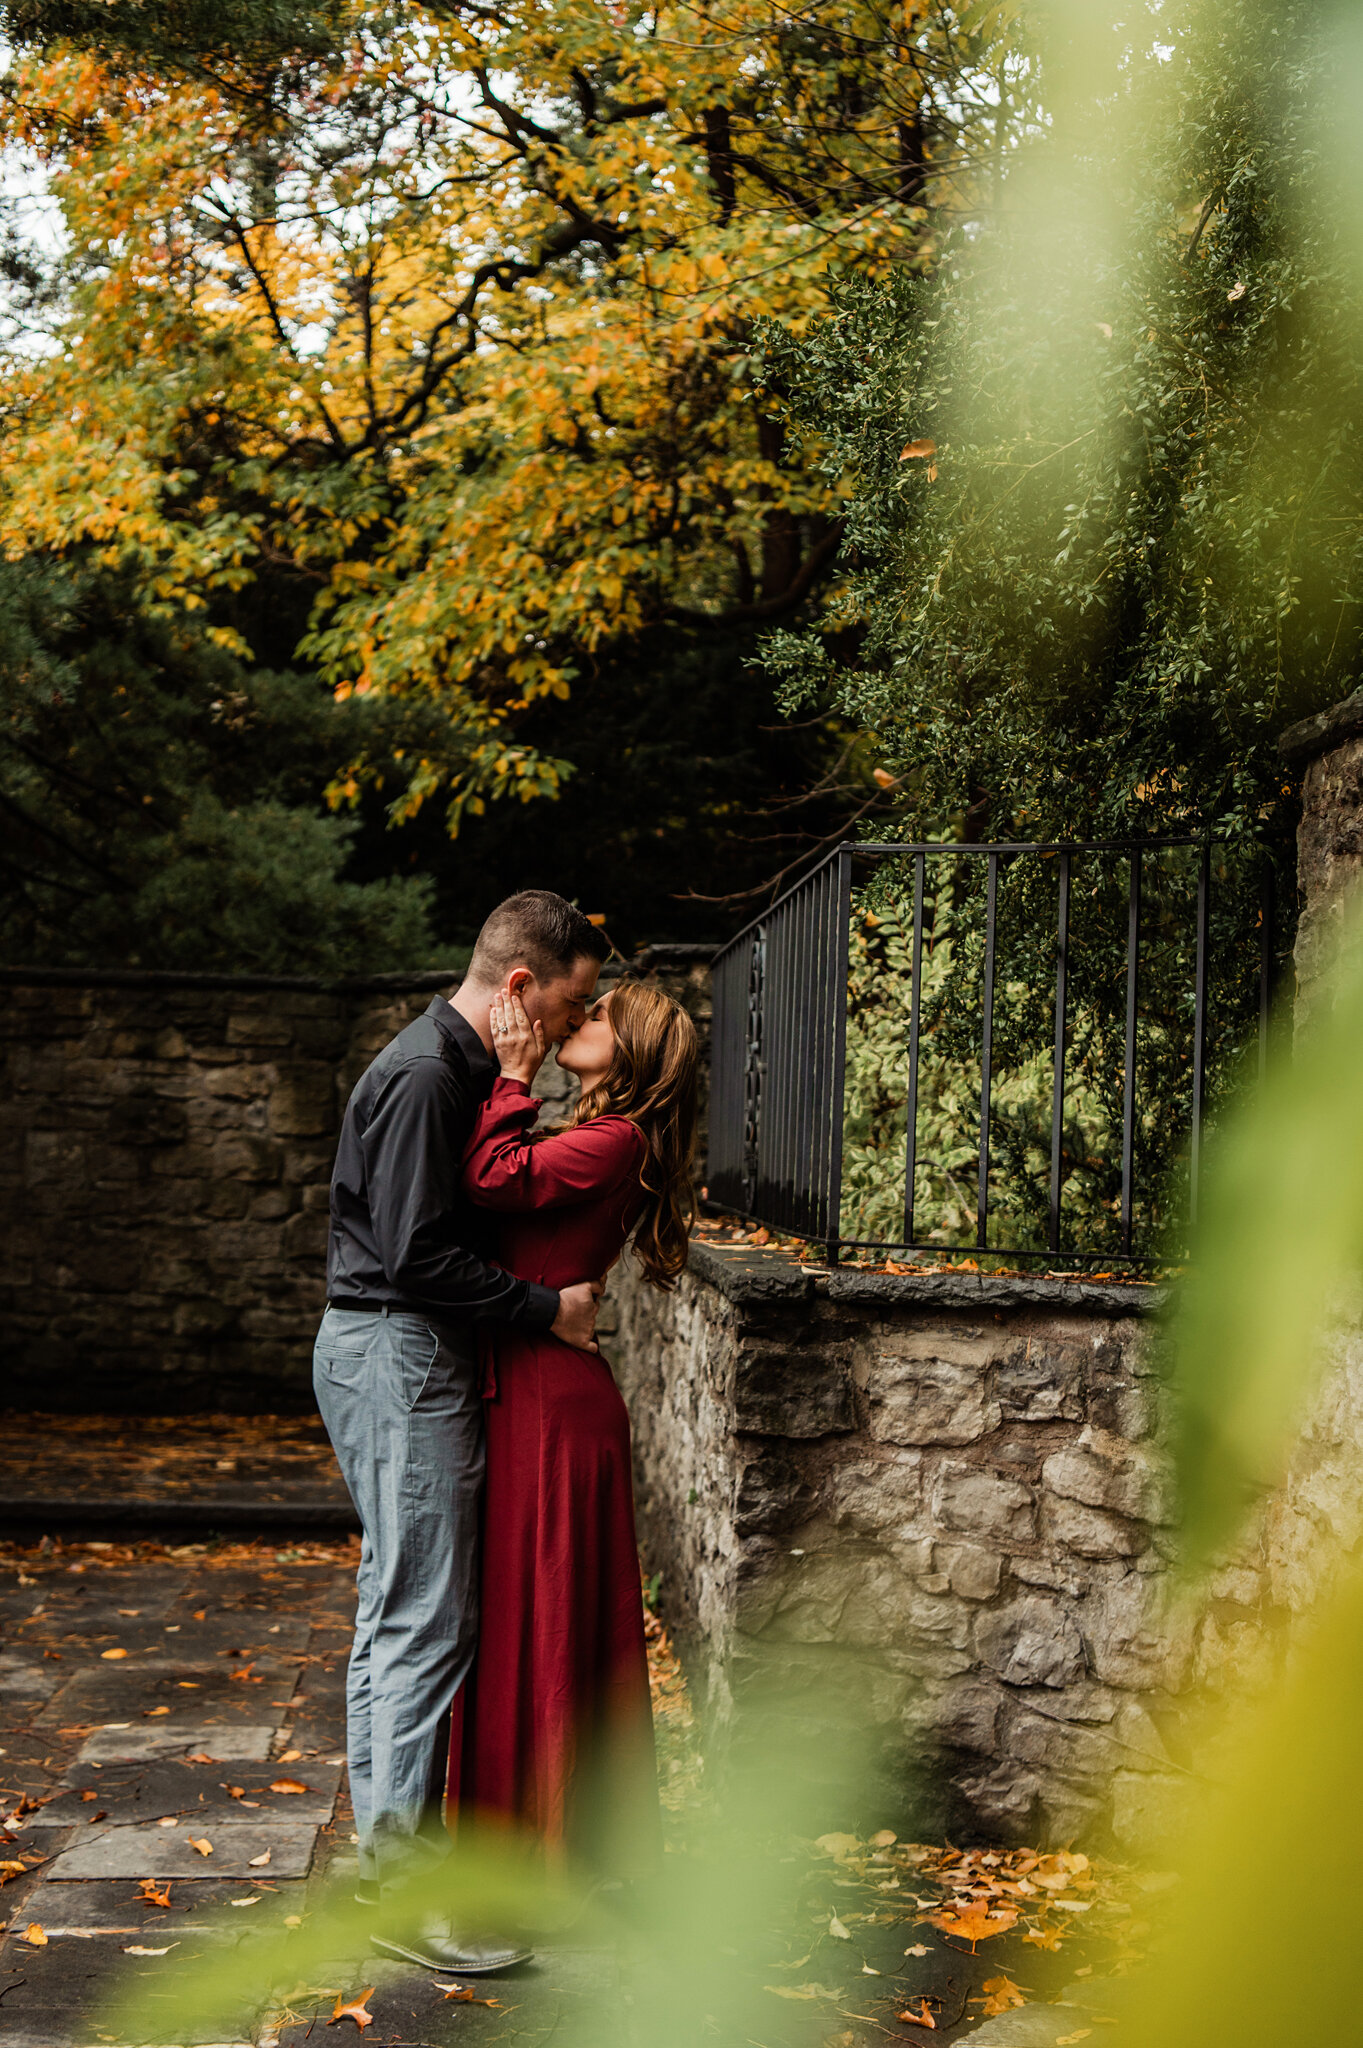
[1048,850,1071,1256]
[826,846,853,1263]
[766,908,787,1229]
[1120,850,1141,1257]
[816,859,835,1243]
[790,889,812,1238]
[904,852,926,1246]
[1190,844,1211,1224]
[804,871,823,1239]
[976,852,998,1251]
[1259,861,1274,1080]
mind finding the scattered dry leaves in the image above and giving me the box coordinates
[976,1976,1027,2016]
[328,1987,376,2031]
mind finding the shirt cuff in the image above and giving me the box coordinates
[492,1075,537,1099]
[516,1280,561,1331]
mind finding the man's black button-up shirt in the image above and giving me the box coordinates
[326,995,559,1330]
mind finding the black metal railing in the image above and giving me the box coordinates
[707,840,1280,1266]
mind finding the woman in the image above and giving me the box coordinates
[447,979,699,1877]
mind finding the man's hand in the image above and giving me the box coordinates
[552,1279,604,1352]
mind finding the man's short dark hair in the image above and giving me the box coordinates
[467,891,612,987]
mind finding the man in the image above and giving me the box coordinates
[314,891,610,1974]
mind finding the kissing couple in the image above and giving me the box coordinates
[313,891,698,1973]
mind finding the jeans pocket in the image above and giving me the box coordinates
[315,1311,378,1391]
[395,1322,442,1411]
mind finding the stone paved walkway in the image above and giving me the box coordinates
[0,1537,612,2048]
[1,1415,357,1538]
[0,1495,1111,2047]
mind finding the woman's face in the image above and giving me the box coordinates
[556,992,616,1091]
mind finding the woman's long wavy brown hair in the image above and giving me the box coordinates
[572,981,699,1290]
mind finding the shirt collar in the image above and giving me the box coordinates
[426,994,496,1085]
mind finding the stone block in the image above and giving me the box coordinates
[930,1460,1036,1543]
[1088,1375,1160,1439]
[860,1349,1002,1447]
[211,1133,281,1183]
[1008,1705,1113,1779]
[24,1129,86,1184]
[1042,1427,1172,1525]
[975,1595,1086,1688]
[45,1819,318,1880]
[954,1758,1042,1838]
[937,1541,1002,1600]
[1045,1496,1149,1559]
[1207,1565,1261,1606]
[733,1450,818,1536]
[198,1062,275,1100]
[226,1011,297,1046]
[268,1068,338,1137]
[75,1722,277,1763]
[923,1677,1001,1757]
[996,1341,1084,1421]
[825,1454,922,1537]
[1010,1555,1087,1596]
[154,1026,189,1059]
[1110,1767,1189,1852]
[732,1342,855,1438]
[1082,1570,1193,1691]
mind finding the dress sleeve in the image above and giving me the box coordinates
[462,1077,644,1211]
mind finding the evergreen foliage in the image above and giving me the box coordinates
[0,560,437,971]
[759,0,1353,875]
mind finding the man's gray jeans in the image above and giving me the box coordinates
[312,1305,483,1892]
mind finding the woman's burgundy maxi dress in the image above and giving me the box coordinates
[446,1076,662,1875]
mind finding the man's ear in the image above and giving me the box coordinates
[506,966,533,1002]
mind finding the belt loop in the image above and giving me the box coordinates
[381,1303,390,1317]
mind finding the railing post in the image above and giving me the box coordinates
[1259,859,1275,1079]
[976,852,999,1250]
[904,852,926,1248]
[1048,850,1070,1256]
[1120,849,1141,1257]
[1190,843,1211,1224]
[825,846,853,1265]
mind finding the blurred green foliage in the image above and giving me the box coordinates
[759,0,1351,876]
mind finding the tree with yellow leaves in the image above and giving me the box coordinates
[0,0,1016,957]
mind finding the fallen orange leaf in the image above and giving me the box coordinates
[248,1849,271,1868]
[101,1648,128,1660]
[138,1880,173,1908]
[442,1985,503,2006]
[329,1986,376,2031]
[22,1923,47,1946]
[926,1900,1018,1949]
[977,1976,1026,2017]
[187,1837,213,1857]
[900,438,937,461]
[1023,1923,1065,1952]
[269,1778,310,1795]
[144,1706,171,1718]
[895,1999,936,2028]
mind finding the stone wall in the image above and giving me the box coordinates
[0,975,448,1409]
[0,952,706,1411]
[605,1244,1186,1846]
